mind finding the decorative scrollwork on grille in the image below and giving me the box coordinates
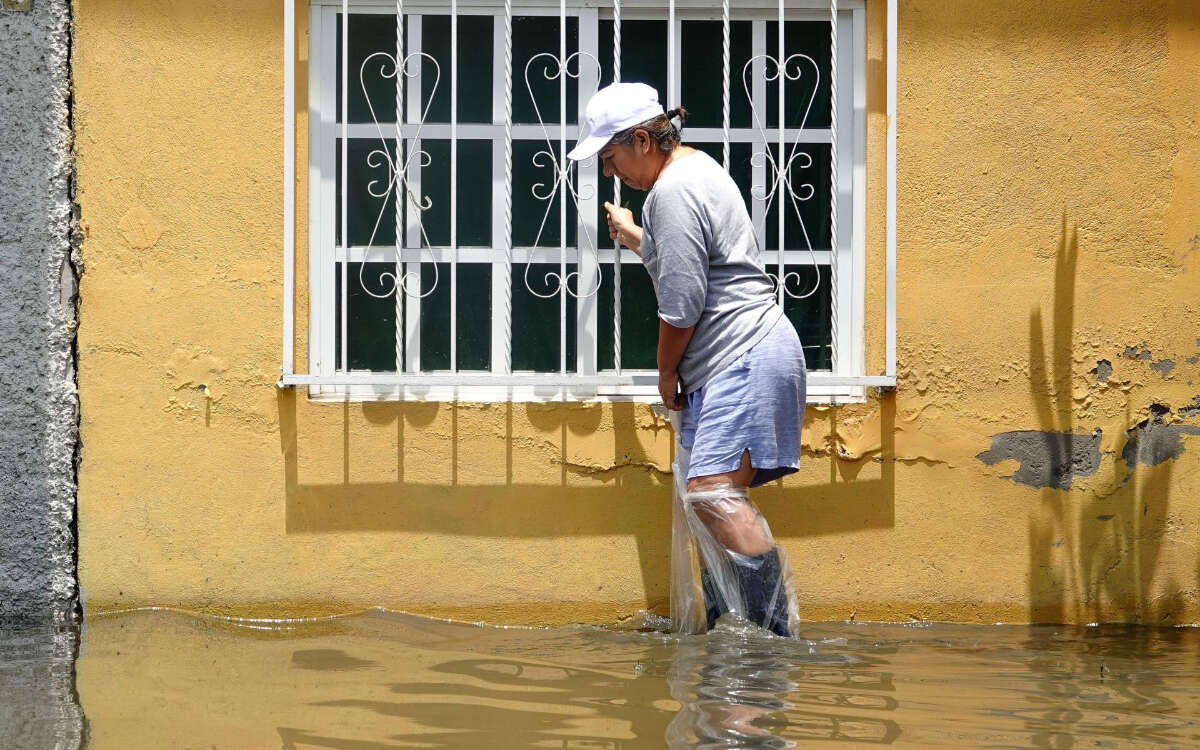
[356,50,442,301]
[522,51,602,300]
[743,52,825,300]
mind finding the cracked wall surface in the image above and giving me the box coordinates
[73,0,1200,626]
[0,0,79,624]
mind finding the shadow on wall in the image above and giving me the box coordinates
[1026,216,1188,626]
[275,394,896,611]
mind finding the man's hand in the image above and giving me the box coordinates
[659,370,685,411]
[603,201,642,256]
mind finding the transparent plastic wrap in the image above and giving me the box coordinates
[669,411,800,637]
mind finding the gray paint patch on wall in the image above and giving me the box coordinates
[977,430,1103,490]
[1150,359,1176,378]
[1090,359,1113,383]
[1122,420,1200,467]
[1123,344,1153,361]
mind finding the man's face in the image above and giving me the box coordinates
[599,132,651,190]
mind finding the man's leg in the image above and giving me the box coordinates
[685,451,794,636]
[688,451,770,554]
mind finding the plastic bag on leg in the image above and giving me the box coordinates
[668,417,799,637]
[669,412,706,634]
[686,488,799,637]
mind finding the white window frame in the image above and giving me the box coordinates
[300,0,870,403]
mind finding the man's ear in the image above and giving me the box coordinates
[636,129,651,155]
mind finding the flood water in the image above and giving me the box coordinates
[3,610,1200,749]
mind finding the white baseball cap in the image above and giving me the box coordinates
[566,82,665,161]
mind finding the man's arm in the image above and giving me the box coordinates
[658,319,695,410]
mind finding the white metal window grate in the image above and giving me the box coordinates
[280,0,898,401]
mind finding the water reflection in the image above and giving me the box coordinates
[665,622,900,747]
[0,610,1193,748]
[1014,625,1199,749]
[0,622,85,750]
[306,655,673,748]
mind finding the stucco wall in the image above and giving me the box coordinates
[74,0,1200,625]
[0,0,79,624]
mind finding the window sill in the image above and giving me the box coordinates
[281,372,890,404]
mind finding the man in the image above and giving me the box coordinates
[568,82,804,636]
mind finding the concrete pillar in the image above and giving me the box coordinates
[0,3,85,747]
[0,0,79,625]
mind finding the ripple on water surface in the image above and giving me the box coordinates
[4,610,1200,748]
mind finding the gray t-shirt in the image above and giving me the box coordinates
[641,149,783,393]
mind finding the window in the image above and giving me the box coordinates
[305,0,867,401]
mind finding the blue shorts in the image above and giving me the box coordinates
[679,315,807,487]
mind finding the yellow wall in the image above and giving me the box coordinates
[75,0,1200,625]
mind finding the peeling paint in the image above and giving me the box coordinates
[976,430,1102,490]
[559,458,671,477]
[1122,344,1153,361]
[1090,359,1113,383]
[1122,414,1200,467]
[1150,359,1176,378]
[1180,396,1200,420]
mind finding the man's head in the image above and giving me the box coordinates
[568,82,688,190]
[596,108,688,190]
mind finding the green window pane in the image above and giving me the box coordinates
[766,21,833,130]
[335,263,401,371]
[419,139,493,248]
[598,20,667,104]
[514,16,579,126]
[763,143,831,251]
[455,264,492,371]
[421,15,494,124]
[512,264,577,373]
[680,20,753,129]
[337,13,404,125]
[419,263,491,372]
[781,264,832,371]
[513,140,577,248]
[597,263,659,371]
[336,138,402,248]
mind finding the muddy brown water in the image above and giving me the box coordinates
[3,609,1200,748]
